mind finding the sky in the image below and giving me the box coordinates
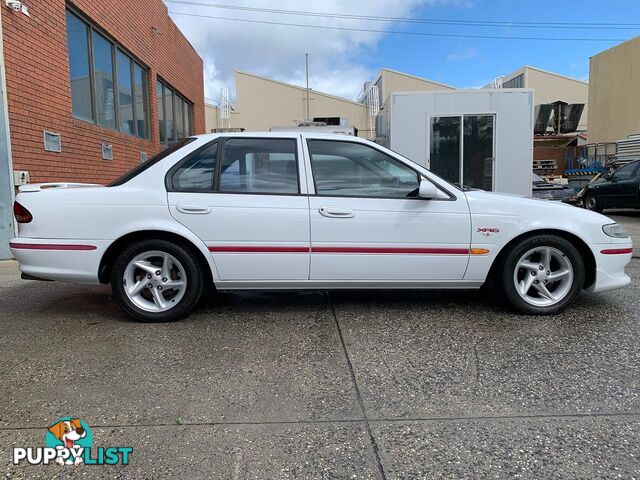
[165,0,640,104]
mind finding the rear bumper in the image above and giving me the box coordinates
[589,243,633,293]
[9,238,108,284]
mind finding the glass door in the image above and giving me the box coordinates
[429,114,495,191]
[429,116,461,187]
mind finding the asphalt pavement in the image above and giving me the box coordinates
[1,250,639,478]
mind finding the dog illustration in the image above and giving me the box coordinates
[48,419,86,465]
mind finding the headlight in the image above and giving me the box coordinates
[602,223,629,238]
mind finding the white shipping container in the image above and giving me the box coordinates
[377,89,534,196]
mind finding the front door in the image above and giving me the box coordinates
[168,136,310,282]
[598,161,640,208]
[429,114,495,191]
[305,139,471,282]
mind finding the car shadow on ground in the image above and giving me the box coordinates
[1,276,629,329]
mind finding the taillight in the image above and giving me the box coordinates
[13,201,32,223]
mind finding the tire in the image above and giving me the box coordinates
[496,235,585,315]
[110,239,204,322]
[584,194,603,213]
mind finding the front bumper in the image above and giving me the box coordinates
[9,238,109,284]
[562,195,580,205]
[589,242,633,293]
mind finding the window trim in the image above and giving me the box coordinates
[165,137,302,196]
[66,6,150,139]
[305,138,456,201]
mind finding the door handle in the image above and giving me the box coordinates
[176,202,211,214]
[319,206,355,218]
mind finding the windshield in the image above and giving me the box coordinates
[108,138,196,187]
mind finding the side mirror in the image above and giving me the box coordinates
[418,179,439,199]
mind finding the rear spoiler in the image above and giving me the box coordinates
[18,182,102,192]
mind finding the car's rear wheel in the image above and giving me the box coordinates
[497,235,585,315]
[110,239,203,322]
[584,194,603,213]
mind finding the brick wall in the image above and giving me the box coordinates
[1,0,204,184]
[533,137,573,175]
[533,145,565,175]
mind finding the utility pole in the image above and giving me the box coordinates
[305,53,310,121]
[0,14,15,259]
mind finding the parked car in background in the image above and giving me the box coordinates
[580,160,640,212]
[10,133,632,321]
[532,174,578,203]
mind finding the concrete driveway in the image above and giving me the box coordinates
[1,243,639,477]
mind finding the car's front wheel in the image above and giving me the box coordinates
[584,194,603,213]
[497,235,585,315]
[110,239,203,322]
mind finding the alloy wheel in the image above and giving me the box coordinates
[513,246,574,307]
[122,250,187,312]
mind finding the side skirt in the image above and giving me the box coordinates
[214,280,485,290]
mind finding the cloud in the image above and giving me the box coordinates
[166,0,471,103]
[446,47,479,62]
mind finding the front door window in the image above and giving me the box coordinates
[308,140,420,198]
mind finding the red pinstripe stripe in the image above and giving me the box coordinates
[208,246,309,253]
[9,242,97,251]
[208,246,469,255]
[600,248,633,255]
[312,246,469,254]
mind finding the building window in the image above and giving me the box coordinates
[134,65,149,139]
[503,74,524,89]
[65,9,149,139]
[156,82,165,144]
[66,11,93,122]
[117,50,134,135]
[157,79,193,145]
[92,30,116,129]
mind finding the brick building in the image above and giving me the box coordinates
[1,0,204,185]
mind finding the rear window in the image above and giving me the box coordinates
[108,138,196,187]
[170,142,218,192]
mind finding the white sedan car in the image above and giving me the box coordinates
[10,133,633,322]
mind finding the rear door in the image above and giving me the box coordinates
[167,135,310,282]
[304,137,471,282]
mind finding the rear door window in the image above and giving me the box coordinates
[218,138,299,194]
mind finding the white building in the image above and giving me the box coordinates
[377,89,534,196]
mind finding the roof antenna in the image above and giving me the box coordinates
[305,53,310,121]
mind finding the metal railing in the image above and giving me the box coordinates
[564,142,616,174]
